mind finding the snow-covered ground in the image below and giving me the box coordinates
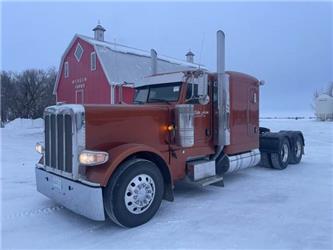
[1,119,333,249]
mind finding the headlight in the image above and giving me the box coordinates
[35,142,44,154]
[79,150,109,166]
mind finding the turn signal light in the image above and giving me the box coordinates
[35,142,44,154]
[79,150,109,166]
[167,125,174,131]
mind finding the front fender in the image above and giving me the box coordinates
[85,143,170,186]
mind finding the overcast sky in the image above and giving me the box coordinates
[1,1,332,115]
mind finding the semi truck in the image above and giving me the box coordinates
[35,30,304,228]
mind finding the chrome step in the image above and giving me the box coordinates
[187,159,216,181]
[194,175,224,187]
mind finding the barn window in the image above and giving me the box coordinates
[64,61,69,78]
[91,52,96,71]
[74,43,84,62]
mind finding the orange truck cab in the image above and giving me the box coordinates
[35,30,304,227]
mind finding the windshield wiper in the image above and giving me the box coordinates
[148,98,171,104]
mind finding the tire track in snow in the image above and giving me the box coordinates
[3,205,65,220]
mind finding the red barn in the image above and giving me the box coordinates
[54,24,201,104]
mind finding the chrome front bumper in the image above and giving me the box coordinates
[35,167,105,221]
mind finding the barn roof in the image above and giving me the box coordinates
[79,34,204,84]
[54,34,205,94]
[317,93,333,100]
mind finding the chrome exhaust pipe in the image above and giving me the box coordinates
[217,30,230,147]
[217,30,225,78]
[213,30,230,160]
[151,49,157,75]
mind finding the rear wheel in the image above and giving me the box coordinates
[104,159,164,228]
[270,138,290,170]
[289,135,303,164]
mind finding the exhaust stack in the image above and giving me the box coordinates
[217,30,225,77]
[215,30,230,147]
[151,49,157,75]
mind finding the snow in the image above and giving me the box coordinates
[4,118,43,130]
[45,104,85,113]
[1,119,333,249]
[95,44,197,85]
[77,34,204,86]
[78,34,205,69]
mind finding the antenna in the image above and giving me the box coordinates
[113,38,120,96]
[198,32,205,69]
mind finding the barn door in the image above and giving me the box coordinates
[75,90,84,104]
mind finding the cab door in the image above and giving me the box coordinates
[248,87,259,137]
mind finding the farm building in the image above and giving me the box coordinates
[54,23,202,104]
[315,93,333,121]
[314,82,333,121]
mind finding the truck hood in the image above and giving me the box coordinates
[84,104,171,152]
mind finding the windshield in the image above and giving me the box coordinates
[134,82,182,104]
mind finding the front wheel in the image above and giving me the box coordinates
[104,159,164,228]
[270,138,290,170]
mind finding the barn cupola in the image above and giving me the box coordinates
[93,22,106,41]
[186,50,194,63]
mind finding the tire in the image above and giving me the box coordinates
[270,137,290,170]
[103,158,164,228]
[289,135,303,164]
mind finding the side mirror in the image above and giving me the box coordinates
[198,95,210,105]
[197,73,208,96]
[186,71,210,105]
[197,73,209,105]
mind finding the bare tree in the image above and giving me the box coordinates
[1,71,21,122]
[1,68,56,124]
[1,71,16,125]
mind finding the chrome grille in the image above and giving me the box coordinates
[44,113,73,173]
[43,104,85,179]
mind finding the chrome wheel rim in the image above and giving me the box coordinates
[295,141,302,158]
[124,174,155,214]
[281,143,289,163]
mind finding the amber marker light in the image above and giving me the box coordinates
[79,150,109,166]
[167,124,174,131]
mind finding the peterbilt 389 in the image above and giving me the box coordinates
[35,30,304,227]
